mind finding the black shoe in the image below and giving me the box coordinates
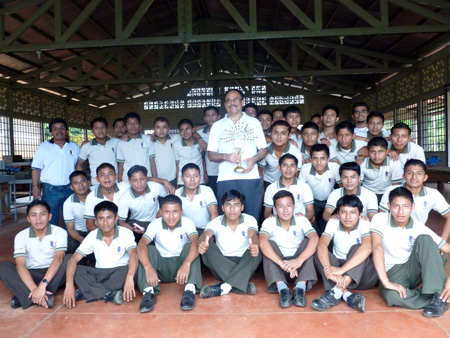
[279,288,292,308]
[247,282,256,295]
[346,293,365,313]
[75,289,86,301]
[180,290,195,311]
[11,296,21,309]
[200,283,223,298]
[46,293,54,308]
[104,289,123,305]
[311,290,341,311]
[140,292,156,313]
[423,292,449,318]
[293,287,306,307]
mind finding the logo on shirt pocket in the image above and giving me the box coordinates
[241,231,247,238]
[50,240,56,248]
[180,234,184,240]
[297,194,301,201]
[385,171,390,178]
[199,201,205,207]
[356,238,361,244]
[117,246,122,253]
[328,178,333,183]
[424,201,430,208]
[141,142,146,148]
[293,230,298,237]
[112,147,115,152]
[409,236,416,244]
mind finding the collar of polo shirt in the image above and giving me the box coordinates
[366,156,389,169]
[96,224,120,240]
[275,215,296,227]
[131,184,150,198]
[389,213,414,229]
[127,133,143,142]
[180,186,201,197]
[181,138,199,147]
[389,141,410,154]
[96,183,120,198]
[72,193,81,203]
[91,136,111,146]
[338,219,359,232]
[343,186,361,196]
[162,218,182,229]
[202,126,209,133]
[401,183,426,197]
[220,214,244,226]
[278,177,298,188]
[29,224,52,238]
[309,164,330,175]
[267,142,290,155]
[49,137,70,144]
[337,139,356,152]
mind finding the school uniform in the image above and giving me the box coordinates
[174,138,205,185]
[387,141,426,168]
[117,133,155,182]
[260,216,318,292]
[370,212,446,309]
[74,225,136,302]
[0,224,70,309]
[136,217,202,294]
[63,193,88,253]
[197,126,220,195]
[319,131,338,147]
[354,127,390,138]
[360,157,403,200]
[333,139,367,164]
[84,182,130,221]
[297,139,338,163]
[202,214,262,293]
[153,134,179,185]
[326,186,378,217]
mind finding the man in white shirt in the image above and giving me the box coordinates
[334,121,368,164]
[388,122,426,169]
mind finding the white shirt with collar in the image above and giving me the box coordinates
[153,134,180,182]
[297,139,338,163]
[370,212,445,271]
[207,113,268,181]
[84,182,130,220]
[31,139,80,186]
[354,126,390,138]
[63,193,88,232]
[387,141,426,168]
[326,186,378,217]
[197,126,219,176]
[174,138,205,185]
[264,178,314,215]
[333,139,367,164]
[76,225,136,269]
[117,133,155,182]
[299,162,341,201]
[14,224,68,269]
[258,143,302,184]
[360,157,403,194]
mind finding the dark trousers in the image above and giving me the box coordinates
[67,231,89,254]
[264,239,317,292]
[0,254,71,309]
[74,265,129,302]
[41,183,72,227]
[207,175,218,198]
[128,219,150,243]
[314,244,378,291]
[313,199,327,236]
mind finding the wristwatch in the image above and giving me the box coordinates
[41,279,49,285]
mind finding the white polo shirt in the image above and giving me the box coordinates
[319,132,338,148]
[118,182,167,223]
[370,212,445,271]
[153,134,180,182]
[333,139,367,164]
[207,113,267,181]
[264,178,314,215]
[63,193,87,232]
[298,140,338,163]
[205,213,258,257]
[379,184,450,223]
[388,141,426,168]
[175,185,218,229]
[117,133,155,182]
[197,126,219,176]
[260,215,316,257]
[323,218,370,260]
[326,186,378,216]
[299,162,341,201]
[14,224,68,269]
[355,127,390,138]
[143,216,198,258]
[84,182,130,220]
[76,225,136,269]
[174,138,204,185]
[258,143,302,184]
[31,139,80,186]
[78,137,120,185]
[360,157,403,194]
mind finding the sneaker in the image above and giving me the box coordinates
[246,282,256,295]
[46,293,54,308]
[279,288,292,308]
[200,283,223,298]
[293,287,306,307]
[10,295,21,309]
[104,289,123,305]
[75,289,86,301]
[311,290,341,311]
[139,292,156,313]
[423,292,449,318]
[180,290,195,311]
[346,293,365,313]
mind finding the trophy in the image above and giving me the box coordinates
[234,134,245,173]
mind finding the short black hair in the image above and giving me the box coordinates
[300,121,319,133]
[127,165,148,178]
[221,189,245,205]
[322,104,340,117]
[391,122,411,135]
[404,159,426,173]
[335,121,354,135]
[368,137,388,150]
[112,118,125,128]
[339,161,361,177]
[224,88,244,100]
[243,103,259,113]
[90,116,108,129]
[94,200,118,217]
[203,106,219,115]
[27,199,51,215]
[272,108,284,114]
[69,170,88,183]
[310,113,322,120]
[310,144,330,158]
[336,195,363,213]
[279,153,298,166]
[49,118,68,132]
[283,105,302,118]
[124,112,141,125]
[271,120,291,131]
[367,110,385,124]
[96,162,116,175]
[182,163,200,175]
[389,187,414,205]
[273,190,295,206]
[160,194,183,209]
[178,118,193,129]
[352,102,369,113]
[153,116,169,126]
[258,109,273,119]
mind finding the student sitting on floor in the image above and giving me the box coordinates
[198,190,261,298]
[312,195,377,312]
[63,201,138,307]
[0,200,70,309]
[259,190,319,308]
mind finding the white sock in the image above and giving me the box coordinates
[331,286,343,299]
[143,287,154,294]
[220,283,232,295]
[184,283,196,293]
[343,291,352,302]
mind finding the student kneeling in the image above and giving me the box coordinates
[312,195,377,312]
[63,201,138,308]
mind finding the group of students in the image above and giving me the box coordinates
[1,94,450,319]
